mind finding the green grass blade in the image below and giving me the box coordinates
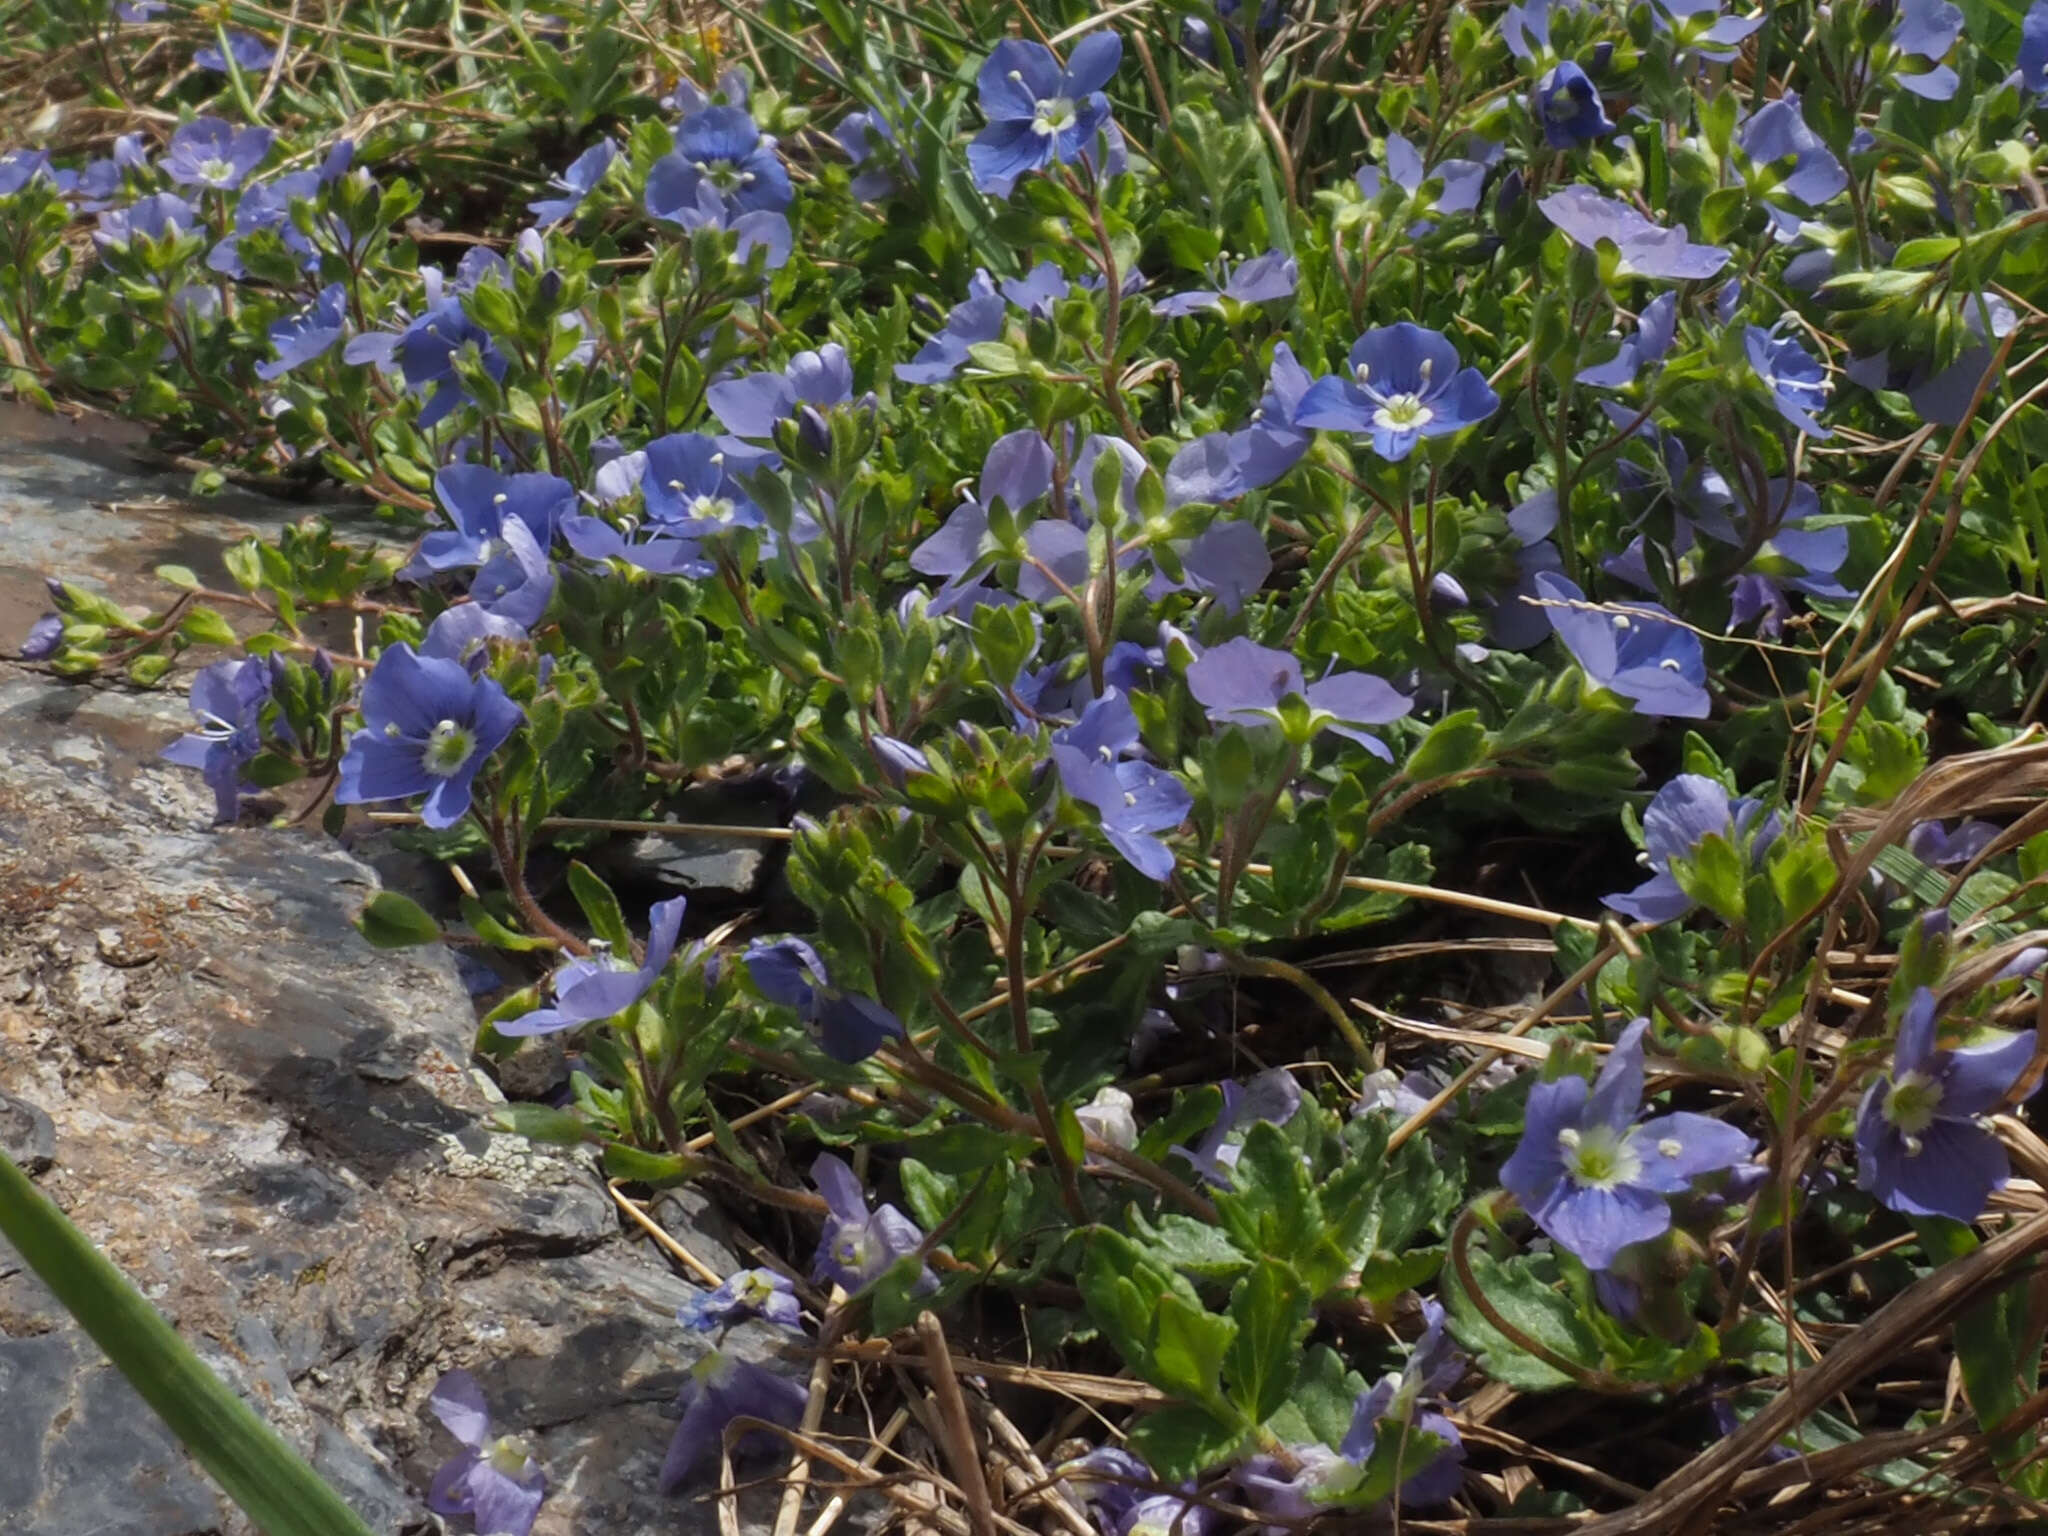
[0,1150,379,1536]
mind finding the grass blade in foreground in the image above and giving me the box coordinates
[0,1150,378,1536]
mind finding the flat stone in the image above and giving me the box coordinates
[0,1089,55,1174]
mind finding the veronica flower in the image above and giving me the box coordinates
[94,192,197,250]
[1355,135,1497,224]
[967,34,1123,197]
[1745,325,1832,438]
[1050,691,1191,881]
[1174,1069,1303,1186]
[1906,819,2001,871]
[1296,322,1498,461]
[334,645,524,829]
[810,1153,935,1293]
[195,31,277,72]
[1578,293,1678,389]
[910,429,1054,591]
[18,612,62,660]
[207,169,325,277]
[659,1350,808,1490]
[410,466,574,577]
[560,512,711,577]
[1533,572,1710,718]
[707,344,854,437]
[678,1269,804,1333]
[498,896,686,1038]
[746,938,904,1062]
[422,603,528,670]
[255,282,347,379]
[1889,0,1965,99]
[640,432,763,536]
[525,138,616,227]
[1061,1447,1154,1529]
[645,105,792,230]
[1120,1496,1215,1536]
[1738,95,1847,217]
[1186,635,1412,759]
[1503,1019,1756,1270]
[1646,0,1762,62]
[2020,1,2048,95]
[835,105,909,201]
[0,149,53,197]
[399,298,509,429]
[1856,987,2036,1222]
[1539,186,1729,280]
[162,118,272,192]
[1153,250,1297,317]
[1534,62,1614,147]
[1337,1300,1466,1505]
[159,656,281,824]
[1227,343,1315,489]
[1604,774,1779,924]
[425,1371,547,1536]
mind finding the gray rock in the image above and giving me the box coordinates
[0,1089,54,1174]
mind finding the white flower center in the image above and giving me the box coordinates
[422,718,477,777]
[1883,1070,1944,1140]
[199,157,235,183]
[1372,393,1435,431]
[1033,96,1078,136]
[1561,1124,1642,1191]
[485,1435,533,1477]
[690,494,737,524]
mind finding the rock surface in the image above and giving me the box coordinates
[0,426,811,1536]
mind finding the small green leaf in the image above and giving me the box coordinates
[1123,1404,1244,1482]
[1224,1261,1310,1424]
[490,1104,592,1145]
[565,861,632,952]
[354,889,442,948]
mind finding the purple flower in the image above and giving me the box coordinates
[400,298,509,429]
[677,1268,805,1333]
[1907,819,2001,872]
[1533,571,1710,718]
[195,31,277,72]
[645,106,791,227]
[746,938,904,1063]
[425,1371,547,1536]
[422,603,528,671]
[468,517,555,629]
[208,170,326,277]
[1173,1068,1303,1187]
[1295,322,1498,461]
[1120,1494,1216,1536]
[1646,0,1762,62]
[1578,292,1678,389]
[1060,1447,1154,1529]
[255,282,347,379]
[659,1349,808,1491]
[1534,62,1614,148]
[1338,1301,1467,1505]
[1050,691,1191,881]
[1229,342,1315,489]
[162,118,272,191]
[967,34,1122,197]
[1356,134,1496,220]
[159,656,280,824]
[1855,987,2035,1222]
[640,433,763,536]
[498,897,686,1037]
[333,645,524,829]
[1745,325,1832,438]
[559,512,710,577]
[896,272,1007,385]
[0,149,53,197]
[1891,0,1964,99]
[528,139,616,226]
[1153,250,1297,317]
[1738,95,1846,210]
[707,344,854,437]
[411,465,574,576]
[2020,0,2048,95]
[1502,1019,1756,1270]
[911,429,1054,583]
[19,613,62,660]
[1604,774,1779,925]
[810,1152,935,1293]
[94,191,197,250]
[1186,635,1411,760]
[835,105,909,201]
[1539,186,1729,280]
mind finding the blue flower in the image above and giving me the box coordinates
[645,106,791,228]
[810,1152,937,1295]
[256,282,346,379]
[399,298,509,429]
[498,897,686,1038]
[195,31,277,72]
[334,645,524,829]
[1577,292,1677,389]
[425,1371,547,1536]
[746,938,904,1062]
[207,169,326,278]
[640,433,763,536]
[707,344,854,437]
[162,117,273,191]
[1356,134,1498,226]
[18,612,62,661]
[967,34,1123,197]
[1049,691,1191,882]
[1503,1019,1756,1270]
[1295,322,1500,462]
[1532,572,1710,718]
[1646,0,1762,62]
[834,104,912,201]
[1338,1300,1467,1505]
[1228,342,1316,488]
[94,192,197,250]
[1173,1069,1303,1188]
[1745,324,1832,438]
[1186,636,1411,759]
[1153,249,1297,317]
[528,139,616,226]
[1534,62,1614,148]
[2020,0,2048,95]
[1890,0,1965,99]
[410,465,575,577]
[895,273,1008,385]
[1738,94,1847,221]
[1604,775,1780,925]
[0,149,53,197]
[1856,987,2036,1222]
[659,1350,808,1491]
[677,1268,805,1333]
[159,656,281,824]
[1539,186,1729,280]
[559,511,711,577]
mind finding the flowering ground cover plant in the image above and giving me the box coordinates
[14,0,2048,1530]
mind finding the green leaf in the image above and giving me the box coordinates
[0,1150,378,1536]
[1153,1292,1237,1403]
[1224,1261,1310,1424]
[565,860,632,952]
[603,1142,692,1185]
[1213,1120,1321,1263]
[1123,1404,1244,1482]
[489,1104,592,1145]
[1128,1211,1253,1282]
[354,889,442,948]
[1443,1243,1603,1392]
[1404,710,1488,780]
[900,1124,1037,1175]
